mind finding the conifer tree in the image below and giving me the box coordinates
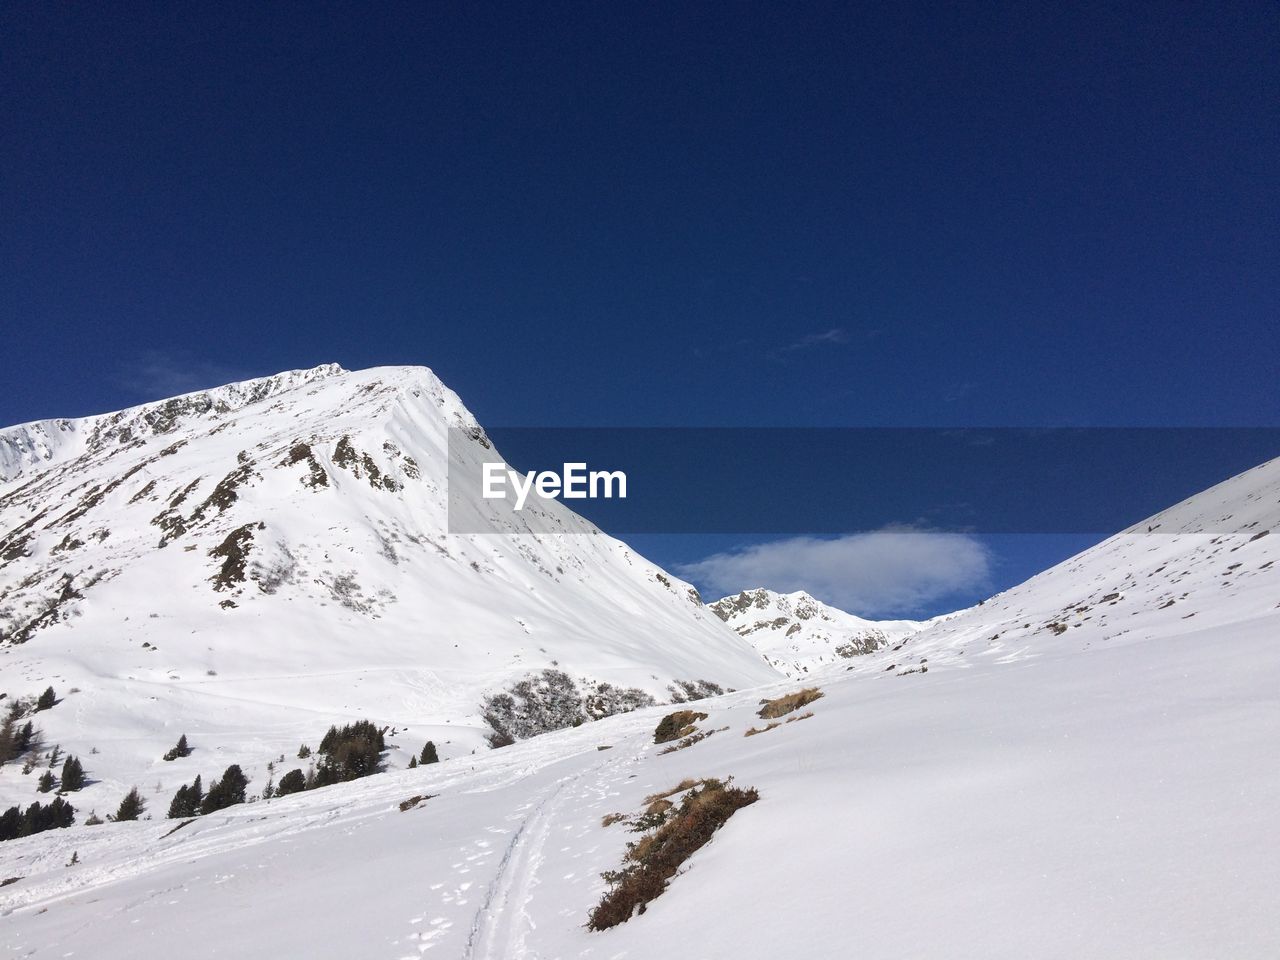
[60,755,86,792]
[276,768,306,796]
[420,741,439,765]
[0,718,14,765]
[200,764,249,814]
[16,722,34,754]
[36,686,56,711]
[37,770,55,793]
[112,787,145,822]
[167,784,192,819]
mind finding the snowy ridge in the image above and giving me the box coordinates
[709,587,929,676]
[837,454,1280,682]
[0,364,348,486]
[0,364,778,816]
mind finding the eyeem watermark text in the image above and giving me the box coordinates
[482,462,627,510]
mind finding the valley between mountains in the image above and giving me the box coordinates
[1,365,1277,958]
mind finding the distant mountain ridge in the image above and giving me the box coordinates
[708,587,932,676]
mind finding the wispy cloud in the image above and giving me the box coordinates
[677,529,991,618]
[121,351,255,401]
[783,327,849,352]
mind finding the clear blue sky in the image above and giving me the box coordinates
[3,3,1277,614]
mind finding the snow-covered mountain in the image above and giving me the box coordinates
[709,587,930,676]
[2,454,1277,958]
[0,364,778,814]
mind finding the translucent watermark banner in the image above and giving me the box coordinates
[447,427,1280,535]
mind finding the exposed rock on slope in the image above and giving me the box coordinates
[709,587,928,676]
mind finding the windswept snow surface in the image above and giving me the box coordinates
[0,365,778,815]
[709,587,932,676]
[2,455,1279,958]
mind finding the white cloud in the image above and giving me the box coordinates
[678,530,991,618]
[783,327,849,352]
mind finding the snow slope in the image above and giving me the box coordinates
[2,453,1277,958]
[0,365,778,815]
[708,587,929,676]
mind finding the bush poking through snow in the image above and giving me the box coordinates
[653,710,707,744]
[666,679,725,703]
[482,670,657,746]
[481,670,585,744]
[582,682,656,720]
[587,778,759,930]
[658,726,727,755]
[757,687,823,719]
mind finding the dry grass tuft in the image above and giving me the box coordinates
[785,711,815,724]
[653,710,708,744]
[644,778,704,805]
[601,812,627,828]
[644,797,673,817]
[399,794,435,812]
[757,687,823,719]
[587,778,759,930]
[744,722,780,737]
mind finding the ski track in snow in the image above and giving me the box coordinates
[453,748,637,960]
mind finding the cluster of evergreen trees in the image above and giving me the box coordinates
[167,765,249,819]
[35,755,86,794]
[407,741,439,768]
[163,734,192,762]
[0,796,75,842]
[163,720,408,820]
[0,686,61,767]
[0,717,37,765]
[314,721,385,785]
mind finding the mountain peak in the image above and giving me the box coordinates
[709,587,926,676]
[0,363,778,815]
